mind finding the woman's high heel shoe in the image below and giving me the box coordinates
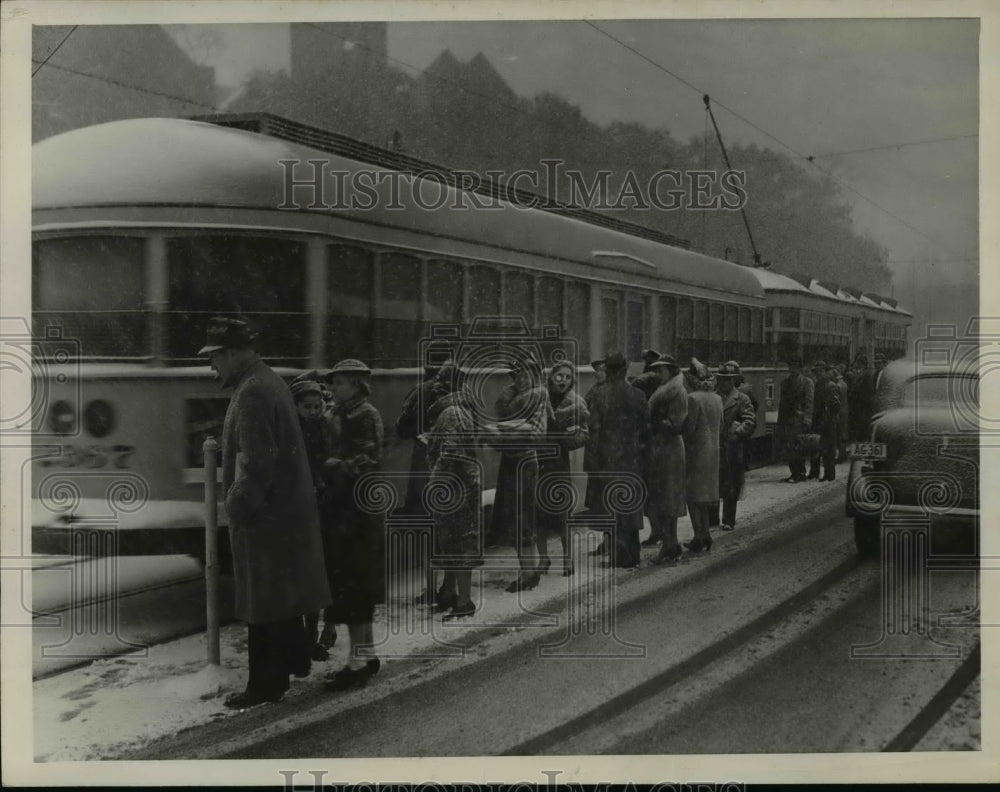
[684,536,712,553]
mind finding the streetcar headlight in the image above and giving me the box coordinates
[83,399,116,438]
[47,400,76,435]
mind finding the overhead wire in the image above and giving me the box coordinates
[32,26,78,77]
[582,20,975,264]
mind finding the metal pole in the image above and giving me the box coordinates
[203,436,220,666]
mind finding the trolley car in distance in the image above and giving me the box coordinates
[29,113,911,559]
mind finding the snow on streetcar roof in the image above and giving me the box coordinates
[747,267,909,317]
[33,117,764,302]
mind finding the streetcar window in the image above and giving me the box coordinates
[33,236,147,359]
[505,270,535,329]
[693,301,710,361]
[625,297,647,362]
[779,307,800,329]
[374,252,421,365]
[676,298,693,362]
[564,279,590,360]
[603,292,622,354]
[167,235,308,365]
[426,259,463,324]
[468,265,501,333]
[738,306,751,363]
[327,245,374,362]
[709,302,724,362]
[537,277,563,331]
[659,296,677,357]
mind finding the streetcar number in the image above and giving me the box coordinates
[849,442,887,460]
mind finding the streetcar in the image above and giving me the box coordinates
[29,112,909,558]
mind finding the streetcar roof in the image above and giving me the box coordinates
[748,267,911,318]
[33,118,765,302]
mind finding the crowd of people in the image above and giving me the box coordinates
[199,315,884,709]
[774,354,885,484]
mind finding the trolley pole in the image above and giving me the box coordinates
[203,436,221,666]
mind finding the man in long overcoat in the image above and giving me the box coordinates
[808,363,841,482]
[715,361,757,531]
[586,352,651,568]
[645,354,687,563]
[682,359,724,552]
[200,318,331,709]
[775,358,814,482]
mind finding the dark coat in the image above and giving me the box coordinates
[538,385,589,535]
[847,368,875,441]
[835,375,850,444]
[683,387,724,504]
[812,379,842,446]
[395,376,451,513]
[324,396,386,624]
[646,372,688,518]
[583,381,607,509]
[489,383,550,549]
[775,372,814,457]
[630,370,662,401]
[719,387,756,501]
[586,377,651,513]
[222,359,331,624]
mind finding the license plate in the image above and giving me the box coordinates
[850,442,887,460]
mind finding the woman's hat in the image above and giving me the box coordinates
[716,360,742,378]
[328,358,372,377]
[590,358,606,370]
[641,348,662,367]
[688,357,711,381]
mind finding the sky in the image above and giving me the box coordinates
[165,17,979,306]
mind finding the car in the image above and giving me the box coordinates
[845,357,979,558]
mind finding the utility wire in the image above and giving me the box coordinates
[32,26,78,77]
[30,59,219,111]
[583,20,973,264]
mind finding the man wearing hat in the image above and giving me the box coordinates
[629,348,664,401]
[199,318,331,708]
[585,351,650,568]
[715,361,757,530]
[775,357,814,483]
[807,361,841,482]
[645,354,688,563]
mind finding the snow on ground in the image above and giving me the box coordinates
[914,675,982,751]
[33,463,847,761]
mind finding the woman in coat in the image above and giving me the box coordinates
[646,355,688,564]
[487,356,551,592]
[715,361,757,531]
[425,367,484,619]
[322,358,386,692]
[682,359,724,553]
[535,361,589,577]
